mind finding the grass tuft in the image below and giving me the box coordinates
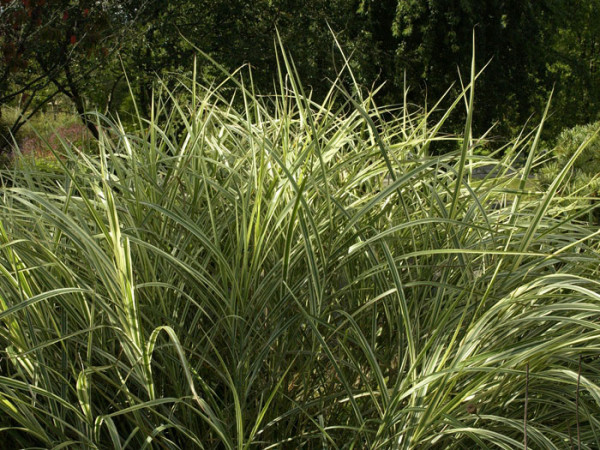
[1,56,599,448]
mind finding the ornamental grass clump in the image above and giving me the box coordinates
[0,52,599,448]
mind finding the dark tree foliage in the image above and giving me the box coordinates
[391,1,556,136]
[123,0,374,105]
[0,0,145,141]
[2,0,600,150]
[546,0,600,131]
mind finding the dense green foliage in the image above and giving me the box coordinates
[2,0,600,146]
[539,121,600,222]
[548,1,600,129]
[1,58,599,448]
[392,1,551,134]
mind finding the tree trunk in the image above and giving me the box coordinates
[63,64,99,140]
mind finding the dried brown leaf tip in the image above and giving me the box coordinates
[466,403,478,415]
